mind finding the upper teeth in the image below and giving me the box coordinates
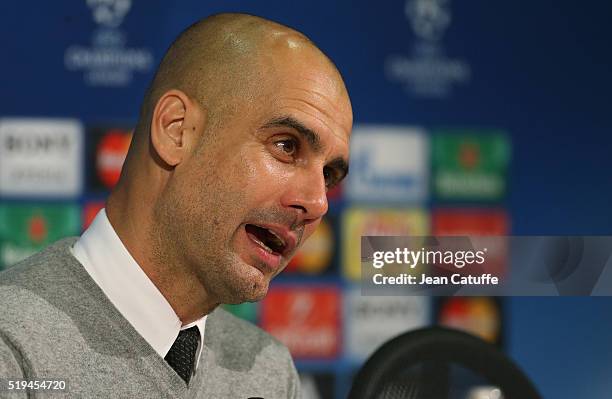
[266,229,286,247]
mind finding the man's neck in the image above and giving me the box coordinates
[106,191,216,324]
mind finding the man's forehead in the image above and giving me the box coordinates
[271,72,352,138]
[261,39,349,102]
[247,29,353,154]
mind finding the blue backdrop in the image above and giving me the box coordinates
[2,1,611,397]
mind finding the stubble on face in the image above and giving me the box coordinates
[149,142,255,306]
[150,128,309,306]
[145,16,351,311]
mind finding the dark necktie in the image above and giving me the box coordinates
[164,326,200,384]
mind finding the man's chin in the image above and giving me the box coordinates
[223,261,271,303]
[223,283,268,305]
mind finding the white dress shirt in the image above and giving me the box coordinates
[71,209,206,372]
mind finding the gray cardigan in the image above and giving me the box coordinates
[0,238,299,398]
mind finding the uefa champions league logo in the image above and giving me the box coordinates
[405,0,451,42]
[64,0,152,86]
[87,0,131,28]
[385,0,470,98]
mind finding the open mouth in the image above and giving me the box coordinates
[245,224,287,255]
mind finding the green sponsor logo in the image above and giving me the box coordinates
[222,302,258,324]
[433,130,510,200]
[0,204,80,269]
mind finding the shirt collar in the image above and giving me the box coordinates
[71,209,206,366]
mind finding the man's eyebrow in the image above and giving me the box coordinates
[261,116,322,152]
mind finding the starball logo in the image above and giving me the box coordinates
[87,0,131,28]
[405,0,451,42]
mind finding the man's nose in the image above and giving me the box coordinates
[280,169,328,223]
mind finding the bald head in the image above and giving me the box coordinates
[108,13,352,321]
[137,13,347,140]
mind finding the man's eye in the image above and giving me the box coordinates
[323,167,336,188]
[275,139,297,156]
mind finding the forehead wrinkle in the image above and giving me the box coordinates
[284,84,351,125]
[277,98,351,149]
[281,102,351,146]
[262,115,322,152]
[291,86,346,119]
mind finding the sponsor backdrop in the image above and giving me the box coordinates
[1,1,611,398]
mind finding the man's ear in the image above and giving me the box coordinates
[150,89,206,167]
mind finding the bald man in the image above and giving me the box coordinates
[0,13,352,398]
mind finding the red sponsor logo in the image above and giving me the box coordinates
[28,213,47,243]
[438,297,502,345]
[458,142,480,170]
[433,209,508,235]
[433,209,509,277]
[96,129,132,188]
[261,286,341,359]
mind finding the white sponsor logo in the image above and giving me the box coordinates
[0,119,83,197]
[347,125,428,203]
[345,289,428,360]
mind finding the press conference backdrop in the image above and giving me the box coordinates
[1,1,611,398]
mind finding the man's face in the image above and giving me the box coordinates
[158,47,352,304]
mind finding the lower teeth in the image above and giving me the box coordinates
[252,236,273,253]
